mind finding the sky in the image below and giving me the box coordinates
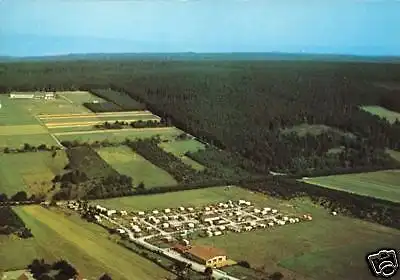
[0,0,399,56]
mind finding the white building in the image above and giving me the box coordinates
[9,93,35,99]
[107,210,117,216]
[44,93,55,100]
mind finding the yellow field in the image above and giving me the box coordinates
[0,124,48,135]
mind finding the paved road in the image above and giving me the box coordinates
[101,214,240,280]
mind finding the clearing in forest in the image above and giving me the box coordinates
[361,105,400,124]
[281,123,355,138]
[159,138,206,170]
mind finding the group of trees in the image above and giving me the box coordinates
[52,146,134,200]
[126,138,215,184]
[2,144,60,154]
[27,259,112,280]
[0,206,33,238]
[94,119,168,130]
[0,191,45,204]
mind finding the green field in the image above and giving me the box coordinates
[0,133,59,149]
[0,124,48,135]
[94,186,311,214]
[0,95,40,125]
[159,139,205,170]
[0,151,68,196]
[387,149,400,162]
[94,186,400,280]
[300,170,400,203]
[2,206,171,280]
[57,91,108,104]
[361,105,400,124]
[96,146,177,187]
[15,98,91,116]
[54,127,182,143]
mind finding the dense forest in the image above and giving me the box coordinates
[1,60,399,176]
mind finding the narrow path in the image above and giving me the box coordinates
[33,115,64,149]
[58,93,74,104]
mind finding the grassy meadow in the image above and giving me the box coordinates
[300,170,400,203]
[13,97,91,116]
[0,151,68,196]
[93,186,400,280]
[0,95,40,125]
[57,91,108,104]
[96,146,177,187]
[387,149,400,162]
[0,134,59,149]
[2,206,171,280]
[159,139,205,170]
[361,105,400,124]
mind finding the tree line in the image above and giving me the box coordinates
[2,143,61,154]
[94,119,168,130]
[27,259,112,280]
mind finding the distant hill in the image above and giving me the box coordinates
[1,52,400,63]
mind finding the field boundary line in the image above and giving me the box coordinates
[58,93,74,104]
[45,118,161,128]
[37,110,154,119]
[52,126,177,136]
[33,115,65,149]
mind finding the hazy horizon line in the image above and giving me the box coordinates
[2,51,400,59]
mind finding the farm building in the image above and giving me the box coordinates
[173,245,228,268]
[9,93,35,99]
[9,92,56,100]
[44,93,56,100]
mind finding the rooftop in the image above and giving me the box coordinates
[174,245,226,261]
